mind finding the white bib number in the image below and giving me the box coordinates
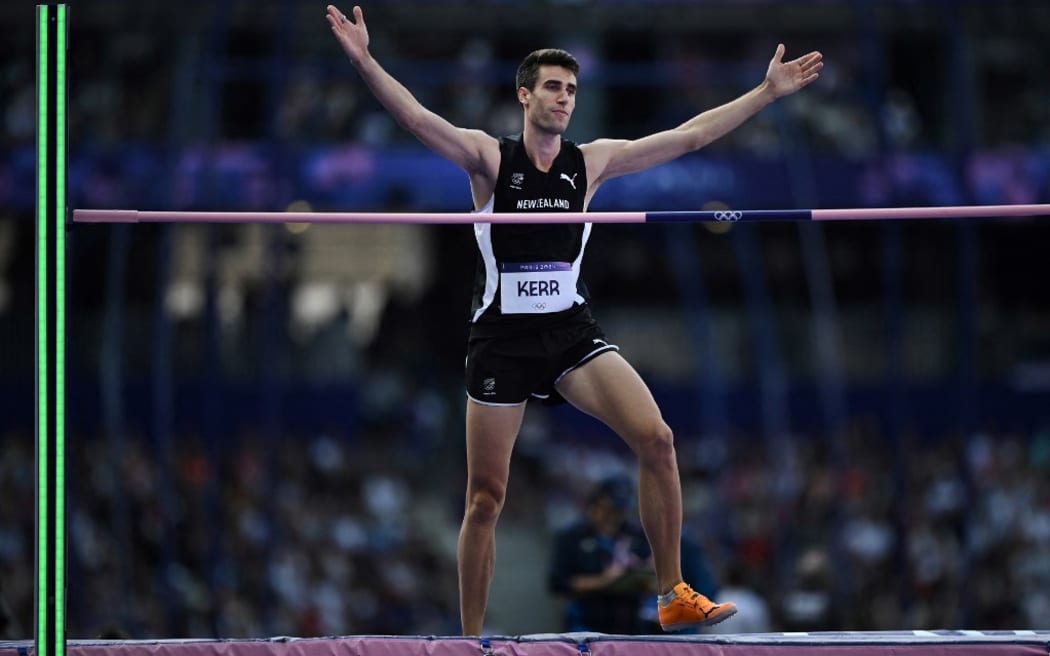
[500,261,575,314]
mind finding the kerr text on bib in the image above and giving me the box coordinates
[499,261,575,314]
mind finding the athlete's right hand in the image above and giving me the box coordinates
[326,5,369,66]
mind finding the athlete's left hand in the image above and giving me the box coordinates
[765,44,823,98]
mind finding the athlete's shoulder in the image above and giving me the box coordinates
[560,137,585,154]
[498,134,525,162]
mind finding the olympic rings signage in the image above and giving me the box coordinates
[713,210,743,222]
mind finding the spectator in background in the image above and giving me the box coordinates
[548,475,655,634]
[549,476,723,634]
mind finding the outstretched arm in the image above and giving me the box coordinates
[582,44,822,192]
[325,5,497,180]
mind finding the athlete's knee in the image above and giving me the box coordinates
[633,421,676,466]
[463,480,506,526]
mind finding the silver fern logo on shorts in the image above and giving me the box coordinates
[482,377,496,394]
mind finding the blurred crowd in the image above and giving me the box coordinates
[675,425,1050,631]
[0,424,462,638]
[2,416,1049,638]
[1,3,1048,155]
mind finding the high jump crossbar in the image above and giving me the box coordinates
[73,204,1050,224]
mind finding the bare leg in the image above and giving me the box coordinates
[556,352,684,593]
[457,399,526,635]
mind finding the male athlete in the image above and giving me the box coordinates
[326,4,822,635]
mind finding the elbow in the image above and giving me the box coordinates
[675,126,710,153]
[688,128,714,152]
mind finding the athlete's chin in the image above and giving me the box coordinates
[542,121,569,136]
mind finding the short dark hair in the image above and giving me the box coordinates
[515,48,579,91]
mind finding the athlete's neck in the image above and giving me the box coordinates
[521,127,561,173]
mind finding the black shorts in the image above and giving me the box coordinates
[465,310,619,406]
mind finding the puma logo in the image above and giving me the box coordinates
[559,172,579,190]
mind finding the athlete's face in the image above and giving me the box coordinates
[519,65,577,135]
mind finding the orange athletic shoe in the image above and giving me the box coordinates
[658,582,738,631]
